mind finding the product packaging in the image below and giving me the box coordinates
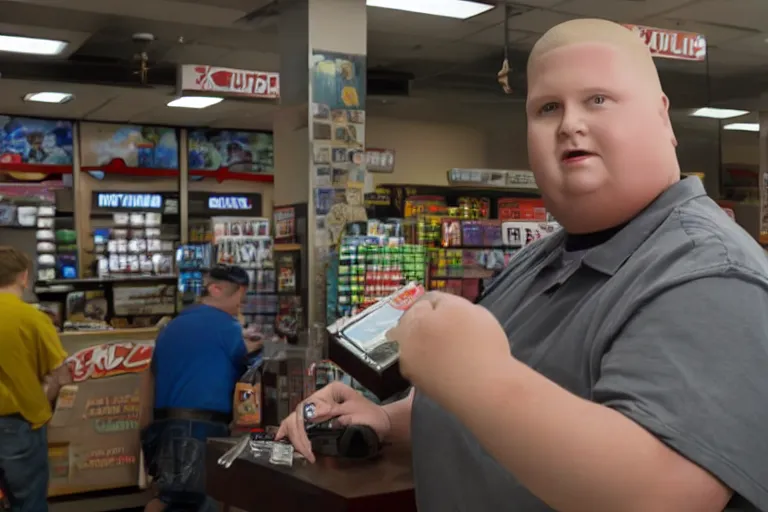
[233,360,263,429]
[327,282,424,400]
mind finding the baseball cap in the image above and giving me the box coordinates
[207,264,250,287]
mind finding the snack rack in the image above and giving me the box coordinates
[336,234,427,317]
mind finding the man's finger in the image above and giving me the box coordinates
[416,291,443,309]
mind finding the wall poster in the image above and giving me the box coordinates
[310,49,368,326]
[80,122,179,170]
[188,129,274,175]
[0,116,74,181]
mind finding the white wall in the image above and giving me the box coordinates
[364,113,743,198]
[365,117,488,186]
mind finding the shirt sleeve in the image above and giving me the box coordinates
[593,275,768,510]
[34,312,68,378]
[221,322,247,366]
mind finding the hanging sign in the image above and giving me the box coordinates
[95,192,163,210]
[623,24,706,61]
[208,195,254,211]
[448,169,538,191]
[179,64,280,100]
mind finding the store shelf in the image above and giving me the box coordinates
[36,275,177,292]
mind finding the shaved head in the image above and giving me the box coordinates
[525,18,679,234]
[528,19,661,95]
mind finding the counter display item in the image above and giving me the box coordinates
[48,329,156,497]
[327,283,424,400]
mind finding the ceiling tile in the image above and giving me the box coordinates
[373,38,498,64]
[664,0,768,33]
[464,27,530,46]
[367,6,493,39]
[505,8,582,33]
[214,50,280,71]
[717,32,768,56]
[638,17,756,46]
[706,47,768,74]
[464,3,533,26]
[554,0,693,22]
[511,0,569,7]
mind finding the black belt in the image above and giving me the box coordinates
[153,408,231,424]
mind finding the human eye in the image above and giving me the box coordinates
[590,94,607,106]
[538,102,559,115]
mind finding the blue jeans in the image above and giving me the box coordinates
[0,415,49,512]
[141,419,229,512]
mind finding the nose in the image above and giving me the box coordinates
[558,105,587,139]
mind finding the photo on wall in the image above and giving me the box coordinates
[313,144,331,164]
[311,50,366,111]
[80,122,178,169]
[188,129,273,174]
[0,116,73,167]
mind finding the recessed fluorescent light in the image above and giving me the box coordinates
[723,123,759,132]
[167,96,223,109]
[691,107,749,119]
[0,34,67,55]
[23,92,73,104]
[366,0,493,19]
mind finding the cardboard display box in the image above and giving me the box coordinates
[49,329,156,497]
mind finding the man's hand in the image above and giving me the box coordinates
[243,326,264,354]
[386,292,511,402]
[43,363,73,402]
[275,381,391,463]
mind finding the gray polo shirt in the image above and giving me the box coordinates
[411,178,768,511]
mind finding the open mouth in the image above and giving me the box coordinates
[561,149,594,161]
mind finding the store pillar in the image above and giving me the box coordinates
[759,109,768,244]
[275,0,367,327]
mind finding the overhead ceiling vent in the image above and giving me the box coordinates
[369,69,414,97]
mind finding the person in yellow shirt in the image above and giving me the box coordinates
[0,246,71,512]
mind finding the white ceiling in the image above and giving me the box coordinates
[0,0,767,126]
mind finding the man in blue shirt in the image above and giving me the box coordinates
[141,265,261,512]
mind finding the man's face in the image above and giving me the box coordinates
[526,42,673,226]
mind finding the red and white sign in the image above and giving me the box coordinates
[67,342,154,383]
[179,65,280,99]
[624,24,707,61]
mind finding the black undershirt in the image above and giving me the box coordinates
[564,222,628,252]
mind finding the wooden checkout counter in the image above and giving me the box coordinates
[47,328,418,512]
[206,438,417,512]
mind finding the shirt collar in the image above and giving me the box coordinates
[579,177,707,276]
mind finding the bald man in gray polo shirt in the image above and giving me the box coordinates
[278,19,768,512]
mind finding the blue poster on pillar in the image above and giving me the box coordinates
[311,50,366,112]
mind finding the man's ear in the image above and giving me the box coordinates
[18,269,29,289]
[659,94,678,147]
